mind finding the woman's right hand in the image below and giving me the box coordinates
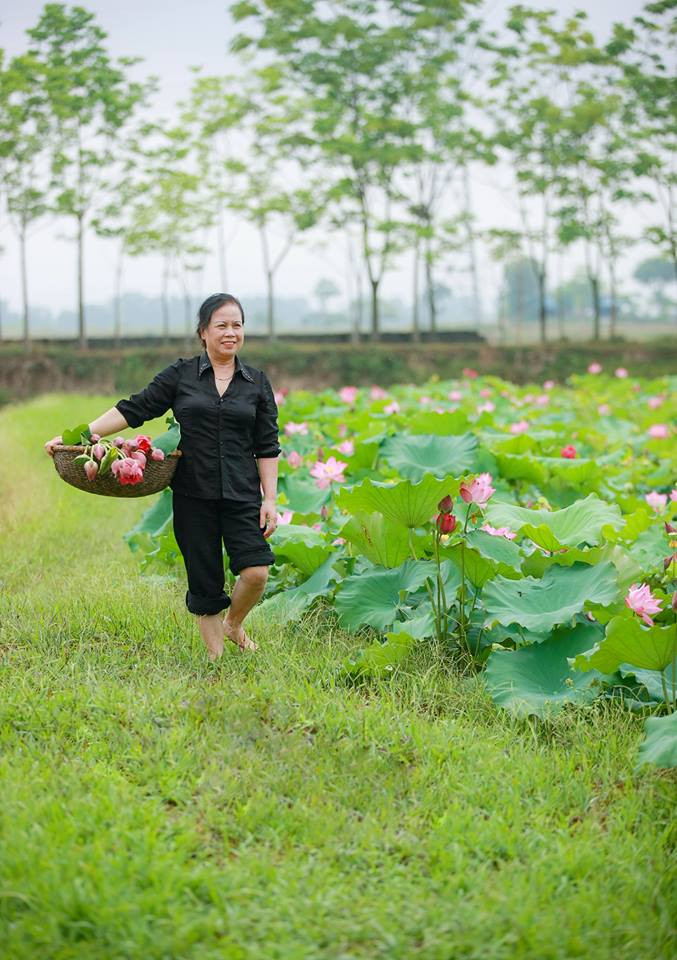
[44,435,63,457]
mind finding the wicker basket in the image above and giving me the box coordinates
[52,445,182,498]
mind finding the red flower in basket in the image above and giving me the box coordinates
[111,457,145,485]
[134,435,153,454]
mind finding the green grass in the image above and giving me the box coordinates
[0,394,675,960]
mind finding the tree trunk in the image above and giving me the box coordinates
[608,258,618,339]
[412,236,421,344]
[516,267,524,346]
[161,254,171,345]
[217,205,228,291]
[259,224,276,341]
[537,269,547,345]
[589,273,601,341]
[463,165,482,329]
[424,236,437,334]
[114,244,124,349]
[19,225,30,349]
[77,213,87,350]
[369,277,380,341]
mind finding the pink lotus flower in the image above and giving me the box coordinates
[274,390,286,405]
[543,380,555,390]
[151,448,165,462]
[535,394,549,407]
[332,536,346,546]
[625,582,662,627]
[479,388,492,398]
[134,435,153,453]
[370,386,388,400]
[647,396,664,410]
[337,439,354,456]
[384,401,400,415]
[284,421,308,436]
[338,423,348,437]
[671,490,677,502]
[419,395,432,405]
[311,522,322,532]
[309,455,347,489]
[510,420,529,435]
[481,523,516,540]
[462,367,478,379]
[111,457,144,485]
[434,407,446,414]
[597,404,611,416]
[615,367,628,378]
[131,450,147,468]
[561,445,577,459]
[460,473,495,508]
[648,424,669,439]
[339,386,358,404]
[477,401,495,414]
[587,362,602,374]
[448,390,462,402]
[287,450,303,468]
[277,509,293,525]
[84,460,98,481]
[645,491,668,513]
[92,443,106,461]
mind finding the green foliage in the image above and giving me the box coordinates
[484,622,604,718]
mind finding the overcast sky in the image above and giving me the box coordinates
[0,0,656,319]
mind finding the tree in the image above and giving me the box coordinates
[314,277,340,320]
[0,51,50,346]
[634,255,676,320]
[487,7,596,343]
[124,123,213,345]
[231,0,428,340]
[610,2,677,280]
[26,3,150,348]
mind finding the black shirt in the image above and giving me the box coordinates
[115,351,281,503]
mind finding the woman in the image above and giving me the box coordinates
[45,293,280,660]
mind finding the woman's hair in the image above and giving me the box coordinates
[196,293,245,343]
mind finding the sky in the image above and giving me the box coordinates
[0,0,658,321]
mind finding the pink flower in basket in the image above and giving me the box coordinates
[111,457,144,485]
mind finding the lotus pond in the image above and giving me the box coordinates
[126,365,677,770]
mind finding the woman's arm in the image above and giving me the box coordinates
[89,407,130,437]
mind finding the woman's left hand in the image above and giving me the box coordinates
[260,497,278,539]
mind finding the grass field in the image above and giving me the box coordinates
[1,394,675,959]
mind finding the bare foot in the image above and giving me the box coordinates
[223,616,258,652]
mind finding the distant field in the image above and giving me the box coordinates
[0,391,674,959]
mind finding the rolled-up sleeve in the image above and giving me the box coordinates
[253,372,281,458]
[115,360,182,429]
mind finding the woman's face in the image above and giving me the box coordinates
[201,303,245,360]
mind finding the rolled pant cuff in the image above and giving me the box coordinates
[186,590,232,616]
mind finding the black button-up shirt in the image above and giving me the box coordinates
[115,351,281,503]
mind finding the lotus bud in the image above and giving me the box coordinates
[84,460,99,481]
[437,494,454,514]
[113,437,125,448]
[90,433,101,442]
[131,450,146,468]
[436,512,457,534]
[665,521,676,535]
[320,504,329,519]
[151,448,165,461]
[92,443,106,460]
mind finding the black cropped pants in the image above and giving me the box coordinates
[172,492,276,616]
